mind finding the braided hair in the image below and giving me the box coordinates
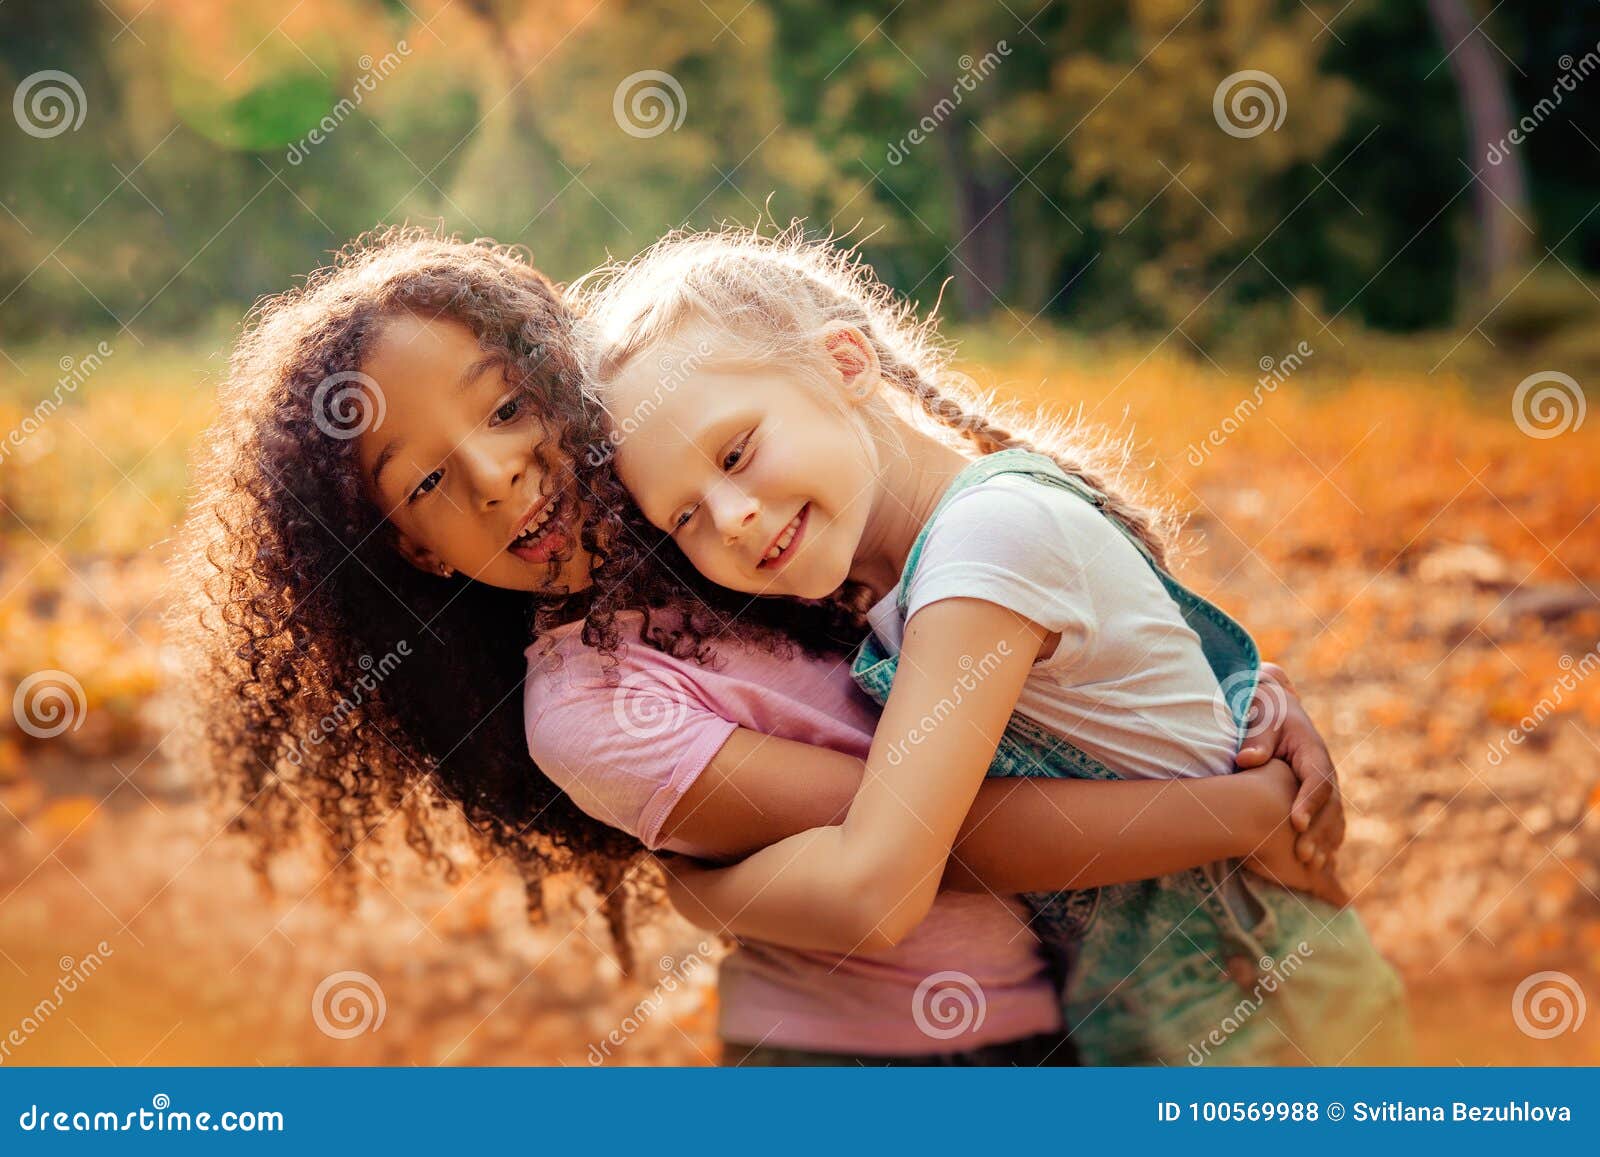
[571,225,1175,569]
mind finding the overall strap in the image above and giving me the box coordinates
[895,449,1143,615]
[893,449,1260,735]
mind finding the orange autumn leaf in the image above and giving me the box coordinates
[0,739,21,784]
[1367,698,1410,728]
[1509,929,1543,962]
[1,780,44,822]
[1538,870,1578,908]
[37,796,98,839]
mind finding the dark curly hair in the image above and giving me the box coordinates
[170,227,867,970]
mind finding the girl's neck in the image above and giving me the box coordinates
[848,420,973,601]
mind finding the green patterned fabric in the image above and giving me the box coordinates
[851,450,1411,1066]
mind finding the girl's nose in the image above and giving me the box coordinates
[463,443,524,510]
[708,485,759,543]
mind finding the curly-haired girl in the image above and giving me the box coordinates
[175,227,1347,1066]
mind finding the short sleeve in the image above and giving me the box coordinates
[902,474,1122,670]
[525,645,737,854]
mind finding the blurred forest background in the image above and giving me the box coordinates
[1,0,1598,1065]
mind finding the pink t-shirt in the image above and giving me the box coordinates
[524,618,1061,1055]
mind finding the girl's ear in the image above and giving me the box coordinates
[394,534,454,579]
[822,325,880,404]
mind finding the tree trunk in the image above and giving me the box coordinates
[938,115,1011,318]
[1425,0,1533,289]
[452,0,562,226]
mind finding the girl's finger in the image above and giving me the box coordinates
[1235,737,1273,767]
[1305,793,1347,854]
[1290,776,1329,832]
[1295,830,1318,864]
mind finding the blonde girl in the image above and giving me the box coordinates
[575,228,1410,1065]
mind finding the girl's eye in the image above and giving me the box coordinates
[409,469,443,503]
[721,433,752,472]
[491,390,532,426]
[672,505,698,532]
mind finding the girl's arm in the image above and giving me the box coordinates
[662,728,1301,894]
[661,662,1345,891]
[935,760,1307,894]
[658,597,1054,954]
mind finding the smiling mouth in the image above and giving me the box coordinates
[756,503,809,572]
[507,494,570,563]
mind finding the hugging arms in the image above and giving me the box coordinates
[653,661,1344,951]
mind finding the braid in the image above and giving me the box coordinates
[879,357,1174,569]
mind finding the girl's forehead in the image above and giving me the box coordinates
[367,312,480,372]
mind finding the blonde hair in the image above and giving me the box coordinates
[570,225,1175,566]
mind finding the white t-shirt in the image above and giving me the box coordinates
[865,472,1239,782]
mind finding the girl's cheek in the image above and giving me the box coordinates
[707,538,740,578]
[685,541,716,579]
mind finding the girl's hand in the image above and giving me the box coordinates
[1233,662,1345,870]
[1239,759,1350,909]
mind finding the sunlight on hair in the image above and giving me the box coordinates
[571,223,1177,566]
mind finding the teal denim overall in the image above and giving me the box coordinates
[851,450,1411,1066]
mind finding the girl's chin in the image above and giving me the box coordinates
[782,561,852,601]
